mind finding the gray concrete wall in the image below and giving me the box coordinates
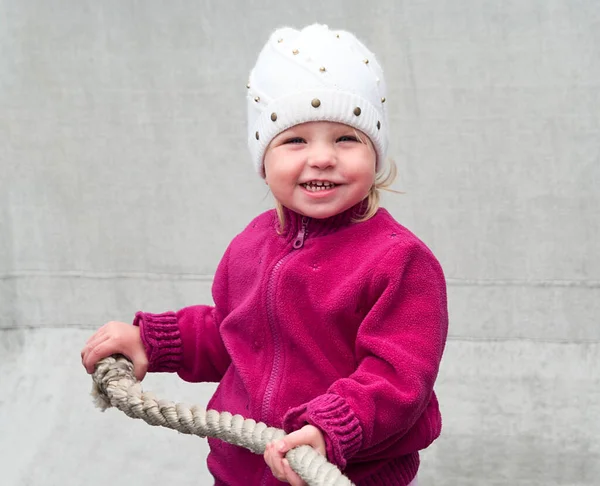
[1,1,598,485]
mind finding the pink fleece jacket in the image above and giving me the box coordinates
[133,202,448,485]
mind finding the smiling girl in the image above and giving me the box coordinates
[81,24,448,486]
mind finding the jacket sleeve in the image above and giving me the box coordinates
[133,245,232,383]
[283,242,448,468]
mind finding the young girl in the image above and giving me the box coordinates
[81,24,448,486]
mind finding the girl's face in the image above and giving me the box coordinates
[264,121,376,220]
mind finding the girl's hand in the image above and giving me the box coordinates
[264,424,326,486]
[81,321,148,381]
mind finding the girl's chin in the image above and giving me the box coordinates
[293,203,346,220]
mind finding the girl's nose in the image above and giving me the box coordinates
[308,144,336,169]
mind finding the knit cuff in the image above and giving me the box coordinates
[133,311,182,373]
[283,394,363,469]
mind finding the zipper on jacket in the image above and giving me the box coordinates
[260,217,309,486]
[261,217,310,421]
[292,216,309,249]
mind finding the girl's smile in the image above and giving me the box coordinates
[300,180,340,198]
[300,180,338,191]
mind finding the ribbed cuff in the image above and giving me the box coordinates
[283,393,362,469]
[133,311,182,373]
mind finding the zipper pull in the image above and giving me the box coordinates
[293,217,309,249]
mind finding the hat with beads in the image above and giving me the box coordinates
[247,24,389,177]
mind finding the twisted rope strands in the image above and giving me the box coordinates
[91,355,354,486]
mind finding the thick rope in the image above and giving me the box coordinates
[91,355,354,486]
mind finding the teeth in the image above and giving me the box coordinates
[302,181,336,192]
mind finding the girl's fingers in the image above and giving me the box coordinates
[264,442,287,482]
[81,332,110,357]
[81,327,109,362]
[265,429,323,485]
[81,334,109,362]
[82,331,110,356]
[282,426,326,456]
[82,336,112,373]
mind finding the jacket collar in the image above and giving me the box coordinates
[279,199,369,241]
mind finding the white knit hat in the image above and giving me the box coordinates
[247,24,389,177]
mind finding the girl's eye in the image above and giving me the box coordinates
[337,135,359,143]
[284,137,306,144]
